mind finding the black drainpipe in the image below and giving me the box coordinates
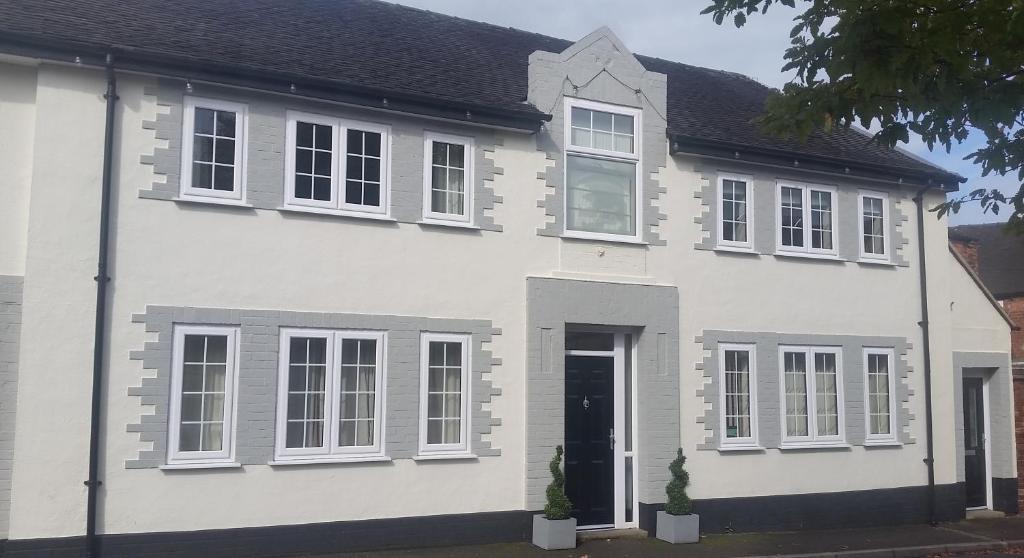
[86,53,118,558]
[913,185,937,526]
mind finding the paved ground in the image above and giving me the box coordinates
[315,517,1024,558]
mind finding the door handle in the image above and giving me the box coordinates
[609,428,615,450]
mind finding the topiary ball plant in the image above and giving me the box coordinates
[544,445,573,520]
[665,448,692,515]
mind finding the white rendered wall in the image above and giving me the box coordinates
[5,64,1002,538]
[0,60,37,276]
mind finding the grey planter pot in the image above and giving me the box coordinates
[532,514,577,550]
[656,511,699,544]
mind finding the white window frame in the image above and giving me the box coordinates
[417,332,472,457]
[778,345,846,448]
[863,347,898,445]
[167,325,240,466]
[718,343,759,449]
[716,173,754,251]
[284,111,392,217]
[180,96,248,202]
[422,131,474,225]
[562,97,643,244]
[775,181,839,257]
[858,190,890,262]
[274,328,387,463]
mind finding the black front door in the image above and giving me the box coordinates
[963,377,987,508]
[564,355,615,527]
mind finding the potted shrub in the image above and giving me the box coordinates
[532,445,576,550]
[656,448,699,543]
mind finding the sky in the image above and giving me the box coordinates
[391,0,1015,226]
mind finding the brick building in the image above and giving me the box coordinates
[950,223,1024,509]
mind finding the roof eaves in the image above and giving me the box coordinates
[0,31,552,132]
[670,134,964,192]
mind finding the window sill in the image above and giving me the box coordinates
[717,444,765,453]
[779,442,851,451]
[173,196,253,209]
[774,251,844,262]
[278,205,396,222]
[714,245,759,255]
[160,461,242,471]
[412,453,478,461]
[268,455,392,466]
[417,219,480,230]
[560,231,648,246]
[857,257,895,267]
[864,440,903,448]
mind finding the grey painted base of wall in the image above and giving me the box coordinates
[993,477,1019,514]
[3,484,989,557]
[640,484,967,536]
[1,511,533,558]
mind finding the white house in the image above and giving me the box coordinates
[0,0,1016,555]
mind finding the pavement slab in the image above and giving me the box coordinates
[315,518,1024,558]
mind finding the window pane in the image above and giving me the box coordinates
[314,124,332,150]
[297,122,314,147]
[192,163,213,190]
[194,136,214,163]
[569,107,633,153]
[571,107,590,128]
[285,336,328,449]
[810,190,833,250]
[784,351,808,437]
[194,108,215,135]
[814,352,839,436]
[781,186,804,247]
[213,165,234,191]
[338,337,378,447]
[215,111,236,138]
[565,155,636,236]
[430,142,467,216]
[214,138,235,165]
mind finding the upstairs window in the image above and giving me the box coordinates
[563,98,642,242]
[864,348,897,444]
[168,325,239,465]
[423,132,473,224]
[859,191,889,261]
[275,329,386,462]
[777,182,837,256]
[285,112,390,215]
[717,175,753,250]
[181,97,247,201]
[780,346,844,447]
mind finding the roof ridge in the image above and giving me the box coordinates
[376,0,768,87]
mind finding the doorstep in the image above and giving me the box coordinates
[576,527,647,541]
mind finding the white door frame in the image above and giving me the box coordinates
[963,370,993,510]
[564,332,640,530]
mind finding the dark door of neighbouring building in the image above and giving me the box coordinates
[565,355,615,527]
[963,376,988,508]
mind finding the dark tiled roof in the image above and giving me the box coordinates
[950,223,1024,299]
[0,0,954,179]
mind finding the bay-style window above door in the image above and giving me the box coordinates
[180,97,247,203]
[563,98,642,243]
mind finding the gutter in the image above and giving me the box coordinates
[671,134,965,191]
[85,53,118,558]
[0,31,550,133]
[912,186,938,526]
